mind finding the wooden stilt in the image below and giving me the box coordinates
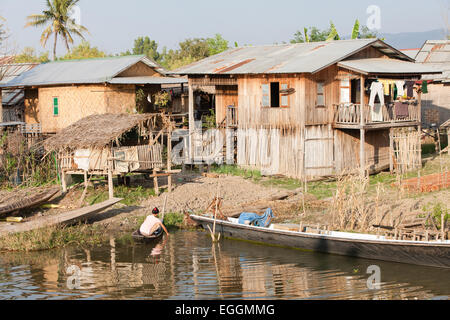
[389,128,394,174]
[359,75,366,177]
[188,81,194,163]
[61,169,67,193]
[108,161,114,199]
[84,170,88,188]
[153,169,159,196]
[167,127,172,193]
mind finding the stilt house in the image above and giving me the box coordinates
[175,39,441,179]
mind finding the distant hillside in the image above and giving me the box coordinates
[380,29,448,49]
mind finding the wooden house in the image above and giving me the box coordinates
[414,40,450,127]
[0,55,187,134]
[174,39,441,179]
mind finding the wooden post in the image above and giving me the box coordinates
[108,160,114,199]
[84,170,88,188]
[167,127,172,193]
[61,169,67,193]
[389,128,394,174]
[153,168,159,196]
[0,88,3,123]
[441,213,445,241]
[188,80,194,163]
[360,75,366,177]
[418,91,423,168]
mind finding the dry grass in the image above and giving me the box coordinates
[0,223,108,252]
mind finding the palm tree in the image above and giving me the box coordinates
[25,0,89,60]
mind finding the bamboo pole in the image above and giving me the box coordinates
[61,169,67,193]
[167,127,172,193]
[108,160,114,199]
[360,75,366,177]
[161,194,168,223]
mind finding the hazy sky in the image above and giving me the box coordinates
[0,0,449,56]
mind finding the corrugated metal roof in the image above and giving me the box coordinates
[338,58,441,75]
[173,39,413,75]
[109,76,187,85]
[400,48,420,60]
[1,63,39,106]
[415,40,450,82]
[0,55,167,88]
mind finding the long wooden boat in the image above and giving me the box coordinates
[190,215,450,269]
[0,187,60,216]
[0,197,123,237]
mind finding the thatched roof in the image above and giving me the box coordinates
[44,113,168,151]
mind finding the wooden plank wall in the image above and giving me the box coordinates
[334,129,390,173]
[215,85,238,125]
[305,65,340,125]
[304,125,334,177]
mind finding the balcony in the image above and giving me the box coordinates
[333,102,420,130]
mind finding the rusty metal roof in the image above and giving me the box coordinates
[173,39,414,75]
[1,63,38,106]
[415,40,450,82]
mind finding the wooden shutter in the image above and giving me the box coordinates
[281,83,289,107]
[261,84,270,107]
[53,97,59,116]
[316,82,325,107]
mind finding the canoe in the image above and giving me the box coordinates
[190,215,450,269]
[0,187,60,217]
[0,198,123,237]
[132,229,163,243]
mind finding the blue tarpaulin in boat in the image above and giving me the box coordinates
[238,208,274,228]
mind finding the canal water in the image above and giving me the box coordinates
[0,230,448,300]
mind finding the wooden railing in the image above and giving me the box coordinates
[334,102,419,126]
[20,123,42,134]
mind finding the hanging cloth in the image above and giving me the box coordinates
[369,81,385,107]
[405,81,415,98]
[395,81,405,97]
[422,80,428,94]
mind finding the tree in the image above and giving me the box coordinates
[60,41,106,60]
[14,47,50,63]
[207,34,229,56]
[326,21,340,41]
[0,16,5,46]
[25,0,89,60]
[131,36,160,62]
[291,27,329,43]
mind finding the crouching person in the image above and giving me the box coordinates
[140,207,170,237]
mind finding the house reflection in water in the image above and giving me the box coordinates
[0,231,446,300]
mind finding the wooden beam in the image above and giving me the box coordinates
[360,75,366,177]
[188,80,194,163]
[167,128,172,193]
[108,160,114,199]
[389,128,394,174]
[61,169,67,193]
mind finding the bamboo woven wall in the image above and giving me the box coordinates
[24,89,39,124]
[36,84,135,133]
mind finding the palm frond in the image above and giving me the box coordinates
[351,19,360,39]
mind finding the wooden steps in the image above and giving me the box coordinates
[0,198,123,237]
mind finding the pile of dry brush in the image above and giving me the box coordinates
[0,131,56,187]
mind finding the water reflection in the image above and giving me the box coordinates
[0,231,448,300]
